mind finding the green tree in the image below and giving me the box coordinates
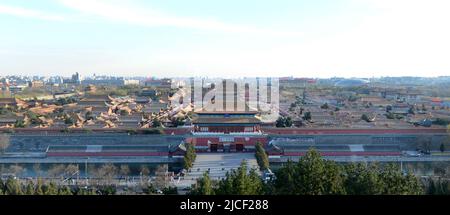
[183,143,197,170]
[190,172,215,195]
[5,178,23,195]
[272,160,297,195]
[64,116,74,125]
[85,111,95,120]
[152,118,162,127]
[43,182,59,195]
[275,117,293,128]
[255,142,269,171]
[343,163,384,195]
[172,117,186,127]
[285,117,293,127]
[361,114,371,122]
[275,117,285,127]
[145,184,158,195]
[162,187,178,195]
[215,161,264,195]
[25,181,35,195]
[440,143,446,153]
[380,164,423,195]
[35,179,44,195]
[58,185,73,195]
[14,119,26,128]
[99,185,116,195]
[303,112,312,121]
[0,178,4,195]
[274,150,345,195]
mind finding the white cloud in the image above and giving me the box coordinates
[56,0,302,37]
[0,4,65,21]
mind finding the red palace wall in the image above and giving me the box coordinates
[186,136,268,152]
[189,136,267,147]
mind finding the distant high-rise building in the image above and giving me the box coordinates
[63,72,81,85]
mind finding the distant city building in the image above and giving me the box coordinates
[280,77,316,86]
[389,103,411,115]
[144,78,172,88]
[8,85,28,94]
[124,79,140,85]
[82,76,126,86]
[139,89,159,97]
[29,80,44,88]
[47,76,64,85]
[0,98,17,108]
[63,72,81,85]
[334,79,369,87]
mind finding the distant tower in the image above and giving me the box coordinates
[72,72,81,85]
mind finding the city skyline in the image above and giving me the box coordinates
[1,0,450,78]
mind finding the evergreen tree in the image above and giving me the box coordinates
[303,112,312,121]
[0,178,4,195]
[35,179,44,195]
[380,164,423,195]
[43,182,59,195]
[293,150,345,195]
[216,161,264,195]
[58,186,73,195]
[5,178,23,195]
[190,172,215,195]
[25,181,35,195]
[183,142,197,170]
[273,160,297,194]
[343,163,384,195]
[255,142,270,170]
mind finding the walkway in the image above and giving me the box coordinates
[174,153,260,190]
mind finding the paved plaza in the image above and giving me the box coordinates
[174,153,260,190]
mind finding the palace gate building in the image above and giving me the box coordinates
[188,111,267,152]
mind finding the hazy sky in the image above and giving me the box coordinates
[0,0,449,78]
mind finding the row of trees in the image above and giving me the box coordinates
[274,152,421,195]
[190,150,424,195]
[0,163,156,185]
[0,178,115,195]
[274,150,423,195]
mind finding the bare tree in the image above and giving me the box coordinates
[416,135,432,154]
[0,134,10,154]
[65,164,79,177]
[154,164,169,190]
[8,164,25,177]
[119,165,130,181]
[97,163,118,185]
[33,163,42,177]
[47,164,66,179]
[140,165,150,185]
